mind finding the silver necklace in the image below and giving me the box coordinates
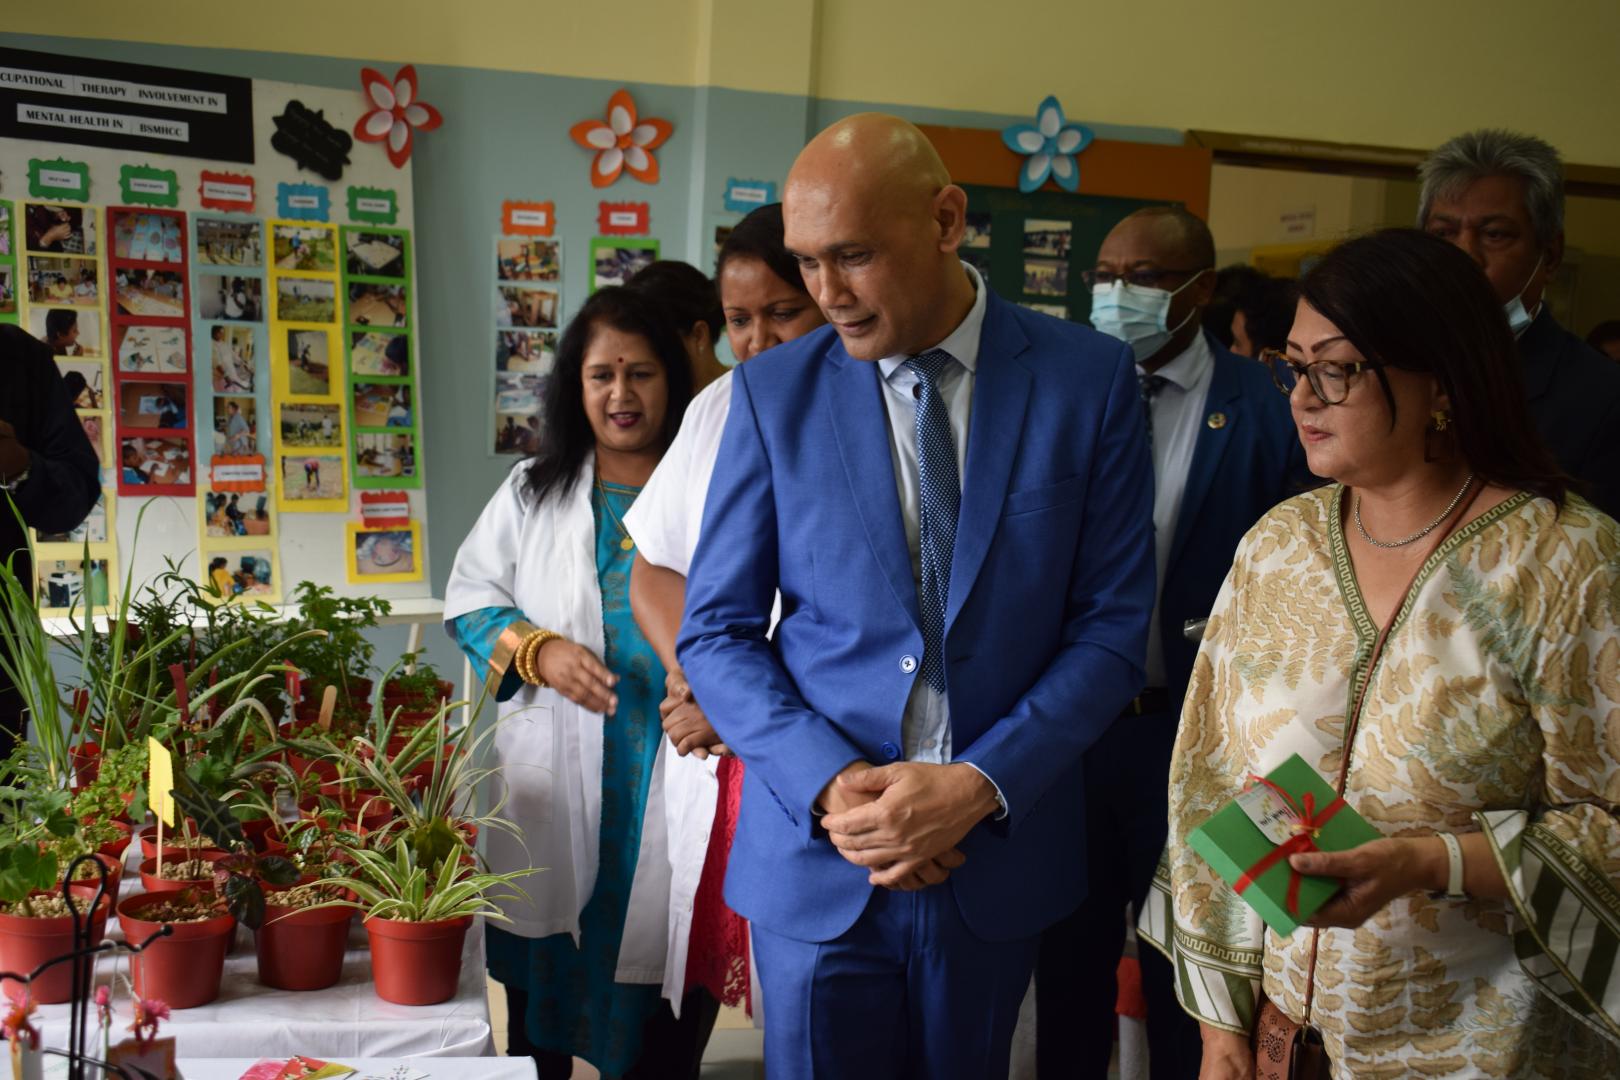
[1354,473,1475,549]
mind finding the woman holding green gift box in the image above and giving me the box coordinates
[1141,228,1620,1079]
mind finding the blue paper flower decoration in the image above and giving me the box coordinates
[1001,96,1094,193]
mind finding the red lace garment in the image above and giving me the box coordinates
[683,754,751,1013]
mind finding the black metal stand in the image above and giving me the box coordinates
[0,854,174,1080]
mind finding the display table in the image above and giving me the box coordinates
[33,842,495,1059]
[180,1061,534,1080]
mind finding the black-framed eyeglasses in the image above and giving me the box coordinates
[1080,266,1206,289]
[1259,347,1378,405]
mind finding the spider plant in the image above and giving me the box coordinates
[323,838,533,924]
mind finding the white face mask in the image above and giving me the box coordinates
[1089,271,1208,363]
[1503,254,1544,337]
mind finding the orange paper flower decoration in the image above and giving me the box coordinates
[355,65,443,168]
[570,90,673,188]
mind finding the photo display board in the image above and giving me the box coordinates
[0,45,430,611]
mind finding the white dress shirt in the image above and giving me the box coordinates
[1138,332,1214,687]
[876,262,986,767]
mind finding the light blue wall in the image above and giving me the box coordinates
[3,32,1181,686]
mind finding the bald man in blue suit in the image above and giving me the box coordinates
[678,114,1155,1080]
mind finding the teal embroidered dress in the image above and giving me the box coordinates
[448,480,666,1075]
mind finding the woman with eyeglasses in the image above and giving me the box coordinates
[1140,229,1620,1078]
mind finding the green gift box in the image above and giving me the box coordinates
[1187,753,1384,936]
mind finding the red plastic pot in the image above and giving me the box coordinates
[285,750,339,785]
[255,896,353,991]
[240,815,278,852]
[365,914,471,1005]
[298,794,393,834]
[138,851,227,895]
[0,893,111,1004]
[117,892,236,1009]
[65,853,124,900]
[300,676,373,705]
[96,821,134,860]
[138,823,222,861]
[70,741,102,787]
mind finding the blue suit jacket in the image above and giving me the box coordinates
[1157,337,1316,703]
[678,291,1156,945]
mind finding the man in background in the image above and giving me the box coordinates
[0,325,102,754]
[1419,129,1620,517]
[1038,207,1314,1080]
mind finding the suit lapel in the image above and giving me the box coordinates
[1168,345,1241,568]
[946,295,1031,630]
[826,346,922,630]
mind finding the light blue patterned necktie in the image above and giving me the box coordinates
[904,348,959,695]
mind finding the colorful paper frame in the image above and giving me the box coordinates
[198,171,256,213]
[276,182,331,222]
[118,165,180,208]
[28,158,90,201]
[501,200,555,237]
[597,202,650,236]
[346,521,422,583]
[347,186,398,225]
[341,225,419,490]
[723,178,776,213]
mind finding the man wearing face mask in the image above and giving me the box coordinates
[1035,206,1312,1080]
[1420,129,1620,519]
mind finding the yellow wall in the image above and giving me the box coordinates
[9,0,1620,165]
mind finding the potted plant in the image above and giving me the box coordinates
[283,582,390,708]
[116,887,235,1009]
[325,839,532,1005]
[0,748,109,1005]
[379,653,454,721]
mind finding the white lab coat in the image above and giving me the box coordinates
[444,459,671,984]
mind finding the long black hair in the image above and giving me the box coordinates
[523,286,694,504]
[626,260,723,341]
[1299,228,1566,506]
[715,203,806,296]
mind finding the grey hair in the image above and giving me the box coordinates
[1417,129,1564,248]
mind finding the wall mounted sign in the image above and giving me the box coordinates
[26,156,89,200]
[723,178,775,213]
[501,200,555,237]
[597,201,649,236]
[359,490,410,527]
[198,170,255,212]
[118,164,179,207]
[276,181,330,222]
[347,185,398,225]
[0,45,255,162]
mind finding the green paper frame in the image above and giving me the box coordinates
[340,224,419,490]
[347,186,399,225]
[0,200,15,325]
[118,165,180,208]
[28,158,90,201]
[588,236,659,294]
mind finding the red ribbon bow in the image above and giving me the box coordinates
[1233,774,1346,916]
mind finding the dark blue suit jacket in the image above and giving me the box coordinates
[1157,337,1315,703]
[678,291,1156,945]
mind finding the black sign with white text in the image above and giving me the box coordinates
[0,46,254,162]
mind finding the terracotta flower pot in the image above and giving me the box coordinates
[65,853,124,901]
[117,892,236,1009]
[255,896,353,991]
[70,741,102,788]
[0,894,111,1004]
[365,914,471,1005]
[138,823,222,861]
[138,851,227,895]
[300,676,373,705]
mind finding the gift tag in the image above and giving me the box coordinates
[1236,783,1299,845]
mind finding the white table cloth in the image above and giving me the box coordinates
[33,844,495,1060]
[180,1060,534,1080]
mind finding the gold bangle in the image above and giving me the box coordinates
[517,629,563,687]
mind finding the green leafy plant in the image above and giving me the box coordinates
[284,582,391,699]
[324,838,533,924]
[0,747,77,916]
[211,849,300,929]
[72,741,149,827]
[382,652,447,706]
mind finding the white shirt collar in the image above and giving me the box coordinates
[878,261,986,379]
[1138,330,1214,395]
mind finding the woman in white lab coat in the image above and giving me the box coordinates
[444,285,695,1080]
[623,203,828,1028]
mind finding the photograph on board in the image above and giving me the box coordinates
[33,308,102,357]
[280,453,344,501]
[209,325,256,392]
[280,402,342,448]
[198,274,263,321]
[285,329,332,395]
[120,435,192,487]
[272,223,337,273]
[350,331,409,377]
[27,255,97,306]
[196,218,264,267]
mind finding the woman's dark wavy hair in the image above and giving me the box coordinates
[523,286,694,504]
[1299,228,1566,507]
[626,260,723,340]
[715,202,807,297]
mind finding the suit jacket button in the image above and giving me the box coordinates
[899,655,918,674]
[880,741,901,760]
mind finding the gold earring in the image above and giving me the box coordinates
[1431,410,1450,432]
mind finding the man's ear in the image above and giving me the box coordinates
[935,184,969,253]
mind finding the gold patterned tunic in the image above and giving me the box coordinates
[1139,485,1620,1078]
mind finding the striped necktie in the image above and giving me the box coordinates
[1139,373,1169,447]
[904,348,959,695]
